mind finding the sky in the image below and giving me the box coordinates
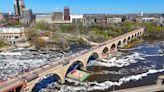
[0,0,164,14]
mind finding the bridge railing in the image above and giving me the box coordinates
[102,27,144,45]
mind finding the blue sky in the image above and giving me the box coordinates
[0,0,164,14]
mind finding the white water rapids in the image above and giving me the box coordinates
[93,52,145,68]
[41,52,164,92]
[40,42,164,92]
[43,69,164,92]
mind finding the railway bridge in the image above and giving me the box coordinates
[0,28,144,92]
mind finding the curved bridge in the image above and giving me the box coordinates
[0,28,144,92]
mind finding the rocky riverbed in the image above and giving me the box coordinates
[0,44,90,81]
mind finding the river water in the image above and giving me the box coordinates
[40,38,164,92]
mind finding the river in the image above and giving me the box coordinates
[40,38,164,92]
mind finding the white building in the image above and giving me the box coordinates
[36,14,53,23]
[142,17,155,22]
[0,27,25,44]
[70,14,84,23]
[107,18,122,24]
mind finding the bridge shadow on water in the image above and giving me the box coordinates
[32,75,60,92]
[88,53,99,65]
[32,62,83,92]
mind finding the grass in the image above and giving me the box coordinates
[0,41,8,48]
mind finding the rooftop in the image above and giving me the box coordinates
[0,27,24,33]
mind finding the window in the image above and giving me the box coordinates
[15,36,19,38]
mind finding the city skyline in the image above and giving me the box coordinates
[0,0,164,14]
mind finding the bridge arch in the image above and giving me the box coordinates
[134,33,137,39]
[110,43,117,53]
[131,35,134,39]
[87,52,99,64]
[65,60,85,76]
[128,36,131,42]
[138,32,140,37]
[102,47,109,58]
[117,41,122,48]
[32,73,62,92]
[123,38,127,44]
[102,47,109,54]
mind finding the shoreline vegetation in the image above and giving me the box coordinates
[25,20,142,50]
[10,20,164,50]
[143,23,164,39]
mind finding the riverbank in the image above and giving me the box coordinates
[144,31,164,39]
[123,39,144,49]
[0,46,16,52]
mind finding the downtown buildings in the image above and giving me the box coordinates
[13,0,33,26]
[14,0,25,16]
[20,9,33,26]
[64,6,70,21]
[36,7,73,24]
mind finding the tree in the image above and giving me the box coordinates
[33,21,50,31]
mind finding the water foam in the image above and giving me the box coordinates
[94,52,145,68]
[87,69,164,91]
[48,69,164,92]
[0,52,22,56]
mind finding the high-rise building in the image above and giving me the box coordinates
[20,9,33,26]
[22,9,33,20]
[52,12,63,21]
[64,6,70,21]
[14,0,25,16]
[52,8,63,21]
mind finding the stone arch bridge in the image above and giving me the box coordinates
[0,28,144,92]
